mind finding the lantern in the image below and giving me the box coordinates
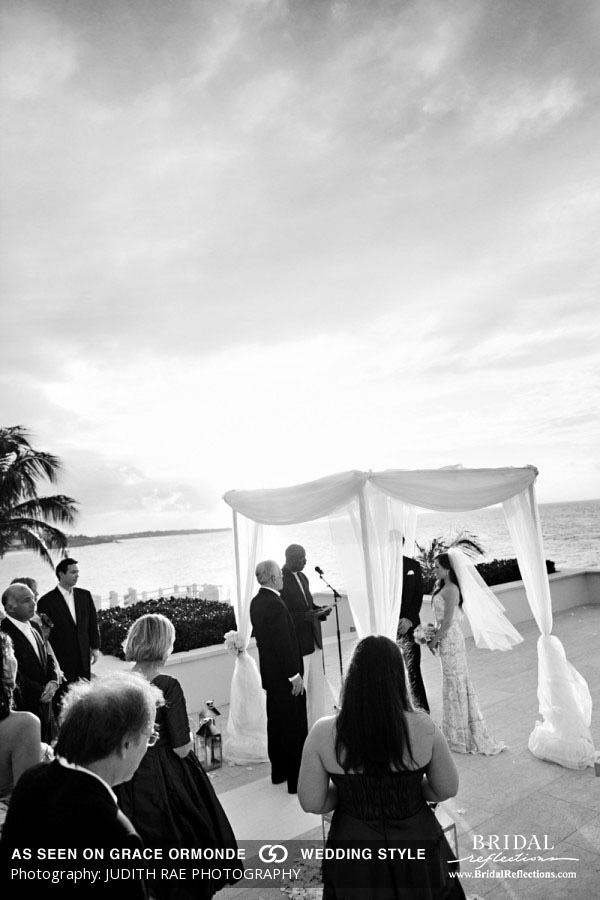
[195,701,222,771]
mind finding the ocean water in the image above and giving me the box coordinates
[1,499,598,602]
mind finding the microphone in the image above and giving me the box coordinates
[315,566,324,575]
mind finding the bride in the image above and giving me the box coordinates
[428,546,523,755]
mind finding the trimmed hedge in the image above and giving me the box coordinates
[97,596,236,659]
[421,557,556,594]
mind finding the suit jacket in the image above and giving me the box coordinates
[280,566,323,655]
[399,556,424,632]
[0,617,58,721]
[37,586,100,683]
[250,587,304,694]
[0,761,147,899]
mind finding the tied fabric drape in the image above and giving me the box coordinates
[224,466,595,770]
[503,487,595,769]
[223,513,269,765]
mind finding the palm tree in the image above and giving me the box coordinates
[415,531,484,593]
[0,426,78,566]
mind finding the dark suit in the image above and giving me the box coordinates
[398,555,430,712]
[250,586,308,793]
[37,586,100,686]
[1,617,58,743]
[0,761,147,899]
[280,566,324,655]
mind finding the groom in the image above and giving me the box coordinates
[397,547,430,713]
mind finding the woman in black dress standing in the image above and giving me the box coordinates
[115,614,239,900]
[298,635,466,899]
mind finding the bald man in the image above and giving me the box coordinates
[1,583,60,742]
[280,544,335,727]
[250,560,308,794]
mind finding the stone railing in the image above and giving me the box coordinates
[95,583,231,609]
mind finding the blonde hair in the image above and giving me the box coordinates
[124,613,176,663]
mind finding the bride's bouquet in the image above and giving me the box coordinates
[413,623,438,647]
[224,630,245,656]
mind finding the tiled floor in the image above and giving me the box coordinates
[210,604,600,899]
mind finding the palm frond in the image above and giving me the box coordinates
[448,531,485,558]
[0,427,78,566]
[4,495,78,526]
[15,527,55,567]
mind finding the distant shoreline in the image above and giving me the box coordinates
[5,528,232,552]
[64,528,232,548]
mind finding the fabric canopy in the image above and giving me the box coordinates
[222,465,595,770]
[223,465,539,523]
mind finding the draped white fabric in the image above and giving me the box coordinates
[223,512,268,764]
[370,466,538,510]
[502,487,595,768]
[223,466,538,522]
[328,486,414,639]
[223,466,595,770]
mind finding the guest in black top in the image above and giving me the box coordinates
[115,613,240,900]
[298,636,465,900]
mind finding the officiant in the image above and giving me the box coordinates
[280,544,335,728]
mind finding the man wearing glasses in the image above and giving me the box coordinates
[0,673,164,898]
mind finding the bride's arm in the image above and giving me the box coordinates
[429,585,459,651]
[298,718,338,814]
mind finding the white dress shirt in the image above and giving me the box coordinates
[5,614,43,660]
[58,584,78,623]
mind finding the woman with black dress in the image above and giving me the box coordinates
[115,614,239,900]
[298,635,466,899]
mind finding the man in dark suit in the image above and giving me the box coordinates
[397,549,430,712]
[38,557,100,708]
[250,559,308,794]
[280,543,333,727]
[1,582,59,742]
[0,672,163,899]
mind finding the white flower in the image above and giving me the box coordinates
[224,630,246,656]
[413,623,438,645]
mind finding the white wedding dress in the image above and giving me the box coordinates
[432,594,506,756]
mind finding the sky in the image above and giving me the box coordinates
[1,0,599,535]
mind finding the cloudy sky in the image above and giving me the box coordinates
[1,0,599,535]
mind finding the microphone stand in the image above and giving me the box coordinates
[316,569,344,683]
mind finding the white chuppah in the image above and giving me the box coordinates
[222,466,595,770]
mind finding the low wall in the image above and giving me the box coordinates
[97,569,599,715]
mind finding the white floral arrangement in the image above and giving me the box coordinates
[413,623,438,646]
[224,630,245,656]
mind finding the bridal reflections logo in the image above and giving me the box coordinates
[456,834,579,870]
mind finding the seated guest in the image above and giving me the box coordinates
[0,632,53,834]
[116,613,240,900]
[1,583,60,743]
[0,672,163,898]
[298,635,466,899]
